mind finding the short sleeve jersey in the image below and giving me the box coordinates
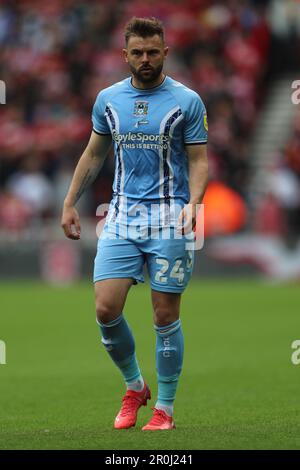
[92,76,207,227]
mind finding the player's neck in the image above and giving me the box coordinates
[131,73,166,90]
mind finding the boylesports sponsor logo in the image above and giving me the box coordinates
[112,131,170,149]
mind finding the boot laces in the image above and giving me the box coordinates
[149,407,168,425]
[119,395,140,416]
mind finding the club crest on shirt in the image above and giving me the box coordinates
[134,101,149,116]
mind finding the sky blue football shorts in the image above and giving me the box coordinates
[93,226,195,293]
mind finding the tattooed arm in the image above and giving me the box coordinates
[61,131,112,240]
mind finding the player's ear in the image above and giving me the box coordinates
[122,48,129,63]
[164,46,169,59]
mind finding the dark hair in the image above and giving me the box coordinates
[124,17,164,45]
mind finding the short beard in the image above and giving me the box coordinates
[129,63,163,84]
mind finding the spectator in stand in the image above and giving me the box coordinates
[6,154,55,219]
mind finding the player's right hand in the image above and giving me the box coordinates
[61,205,81,240]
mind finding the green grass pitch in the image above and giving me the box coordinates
[0,279,299,450]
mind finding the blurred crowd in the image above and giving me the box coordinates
[0,0,299,235]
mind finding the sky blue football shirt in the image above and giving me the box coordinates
[92,76,207,228]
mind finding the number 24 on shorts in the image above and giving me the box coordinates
[155,251,193,285]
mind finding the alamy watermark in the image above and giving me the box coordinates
[0,80,6,104]
[95,201,205,251]
[291,80,300,104]
[291,340,300,365]
[0,340,6,365]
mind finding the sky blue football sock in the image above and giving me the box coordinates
[97,314,142,387]
[154,319,184,413]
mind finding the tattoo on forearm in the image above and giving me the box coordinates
[75,168,96,203]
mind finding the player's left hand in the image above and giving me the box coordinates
[176,204,197,235]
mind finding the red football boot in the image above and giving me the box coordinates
[114,383,151,429]
[142,407,176,431]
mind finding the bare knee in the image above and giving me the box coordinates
[152,292,181,326]
[153,306,179,326]
[94,279,132,324]
[95,298,121,324]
